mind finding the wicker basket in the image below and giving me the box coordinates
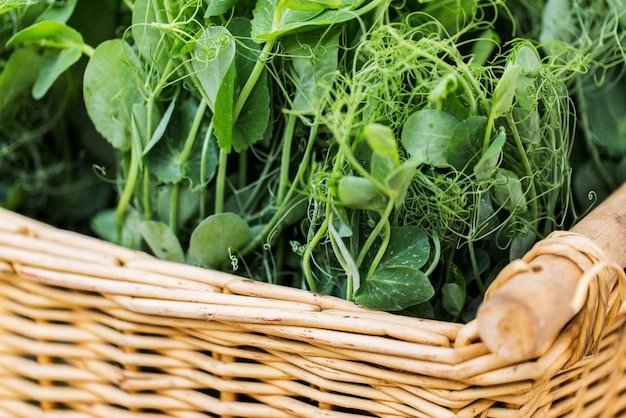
[1,200,625,417]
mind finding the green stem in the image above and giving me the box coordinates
[81,43,95,58]
[199,120,214,220]
[215,147,229,214]
[233,40,276,121]
[468,242,485,294]
[277,113,297,204]
[302,214,329,293]
[507,113,538,222]
[179,99,208,164]
[356,197,394,269]
[482,111,496,155]
[212,40,276,214]
[364,208,392,280]
[169,182,180,234]
[142,97,155,219]
[238,122,318,256]
[143,166,152,220]
[115,146,140,237]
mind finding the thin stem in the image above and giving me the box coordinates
[238,122,318,256]
[115,146,140,237]
[364,207,392,280]
[179,98,208,163]
[81,43,95,58]
[169,182,180,234]
[215,147,228,214]
[356,197,394,268]
[199,120,214,220]
[302,214,329,293]
[482,111,496,155]
[468,242,484,294]
[233,40,276,121]
[142,97,155,218]
[277,113,297,204]
[507,112,538,222]
[142,166,152,220]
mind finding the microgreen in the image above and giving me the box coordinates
[3,0,625,322]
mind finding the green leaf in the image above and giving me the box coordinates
[401,109,460,166]
[336,176,387,210]
[380,226,430,270]
[192,26,238,151]
[510,230,536,261]
[513,43,541,75]
[0,49,42,114]
[493,168,528,213]
[132,0,169,69]
[138,221,185,263]
[91,208,143,249]
[446,116,487,170]
[231,70,270,152]
[6,20,83,49]
[363,123,398,161]
[7,21,85,99]
[473,129,505,179]
[469,29,499,67]
[511,108,541,144]
[285,0,345,11]
[229,18,272,152]
[540,0,573,47]
[192,26,236,110]
[491,64,521,119]
[355,266,434,311]
[366,123,400,182]
[442,283,465,317]
[584,75,626,157]
[512,44,541,110]
[156,186,201,228]
[36,0,77,23]
[385,161,417,209]
[83,39,144,150]
[147,98,218,187]
[205,0,238,17]
[33,47,81,98]
[370,152,396,183]
[251,0,372,42]
[188,212,250,268]
[428,73,458,104]
[143,98,177,156]
[285,29,340,115]
[331,206,353,238]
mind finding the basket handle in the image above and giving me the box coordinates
[476,182,626,362]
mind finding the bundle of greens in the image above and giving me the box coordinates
[2,0,624,321]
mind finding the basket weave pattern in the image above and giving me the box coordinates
[1,207,625,417]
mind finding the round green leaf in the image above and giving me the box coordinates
[355,266,434,311]
[401,109,459,166]
[442,283,465,317]
[138,221,185,263]
[83,39,144,150]
[381,226,430,270]
[188,212,250,268]
[336,176,387,210]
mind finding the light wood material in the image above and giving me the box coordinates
[477,183,626,361]
[0,184,626,417]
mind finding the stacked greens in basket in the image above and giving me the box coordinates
[1,0,625,321]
